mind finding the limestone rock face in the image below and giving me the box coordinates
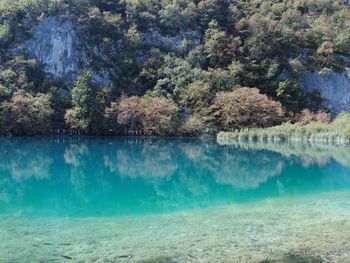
[142,29,201,52]
[25,17,80,81]
[24,16,350,114]
[23,17,200,87]
[300,68,350,114]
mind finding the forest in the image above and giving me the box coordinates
[0,0,349,136]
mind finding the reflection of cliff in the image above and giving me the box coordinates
[1,138,350,216]
[228,142,350,167]
[209,149,284,190]
[102,140,212,210]
[64,143,90,167]
[0,137,287,191]
[0,138,53,181]
[112,141,177,179]
[63,141,114,204]
[178,142,284,190]
[64,143,91,199]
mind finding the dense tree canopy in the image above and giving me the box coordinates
[0,0,349,135]
[141,96,179,136]
[210,87,285,130]
[0,91,53,135]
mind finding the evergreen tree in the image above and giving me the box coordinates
[65,71,96,133]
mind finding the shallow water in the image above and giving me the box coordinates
[0,137,350,262]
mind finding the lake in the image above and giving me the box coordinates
[1,137,350,262]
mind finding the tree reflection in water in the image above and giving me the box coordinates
[0,137,350,217]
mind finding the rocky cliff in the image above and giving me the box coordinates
[23,16,201,87]
[24,16,113,85]
[22,15,350,114]
[25,17,80,81]
[301,68,350,114]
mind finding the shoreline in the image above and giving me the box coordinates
[217,131,350,146]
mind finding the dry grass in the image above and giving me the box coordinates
[218,112,350,145]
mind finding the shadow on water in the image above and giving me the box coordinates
[1,137,350,217]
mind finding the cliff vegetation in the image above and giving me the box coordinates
[0,0,349,135]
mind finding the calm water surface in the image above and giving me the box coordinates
[1,137,350,262]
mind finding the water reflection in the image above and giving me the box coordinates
[0,137,350,217]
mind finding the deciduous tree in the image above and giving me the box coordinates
[141,96,179,136]
[210,87,284,130]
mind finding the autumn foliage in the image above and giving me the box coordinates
[210,87,285,130]
[141,97,179,136]
[117,95,143,133]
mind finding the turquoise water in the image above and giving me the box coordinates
[1,137,350,262]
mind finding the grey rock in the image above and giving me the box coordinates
[333,55,350,66]
[298,48,311,64]
[25,17,80,81]
[142,29,201,52]
[300,68,350,113]
[25,16,112,86]
[277,69,289,82]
